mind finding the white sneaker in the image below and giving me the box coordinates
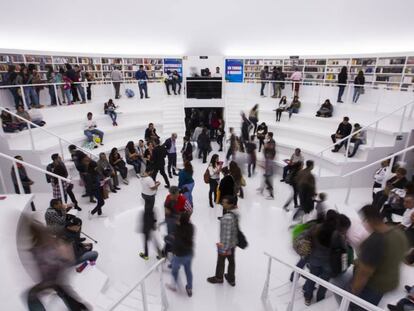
[136,173,141,178]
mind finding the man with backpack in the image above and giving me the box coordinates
[207,195,239,286]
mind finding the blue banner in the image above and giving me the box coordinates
[225,59,243,82]
[164,58,183,75]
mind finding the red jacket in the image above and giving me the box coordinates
[164,194,192,214]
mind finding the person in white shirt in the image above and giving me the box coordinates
[213,67,222,78]
[372,160,390,198]
[163,70,175,95]
[110,67,123,99]
[84,112,104,146]
[281,148,304,182]
[290,68,302,96]
[400,195,414,228]
[141,166,161,212]
[192,125,203,142]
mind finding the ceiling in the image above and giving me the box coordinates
[1,0,413,57]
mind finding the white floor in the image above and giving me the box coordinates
[8,143,411,311]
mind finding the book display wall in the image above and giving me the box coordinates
[0,53,178,83]
[235,55,414,90]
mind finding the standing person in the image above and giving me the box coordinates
[271,67,285,98]
[110,66,123,99]
[260,66,269,97]
[348,123,367,158]
[164,133,178,178]
[229,161,245,199]
[256,122,268,152]
[197,128,211,164]
[337,66,348,103]
[109,148,129,185]
[334,205,408,309]
[248,104,259,135]
[45,65,58,106]
[135,65,149,99]
[65,64,80,103]
[87,161,105,217]
[353,70,365,103]
[283,161,303,210]
[125,141,142,177]
[331,117,352,153]
[296,160,317,215]
[104,99,118,126]
[226,127,237,161]
[84,72,93,101]
[62,71,73,105]
[55,67,66,104]
[4,65,21,107]
[141,166,160,214]
[166,212,195,297]
[208,154,223,208]
[11,155,36,211]
[178,161,195,206]
[20,66,41,109]
[207,195,239,286]
[97,152,121,193]
[246,137,257,178]
[275,96,289,122]
[181,136,193,163]
[240,112,251,150]
[216,119,225,152]
[172,70,182,95]
[281,148,304,182]
[47,153,81,211]
[290,67,302,96]
[139,202,163,261]
[74,65,87,103]
[152,139,170,188]
[84,112,104,146]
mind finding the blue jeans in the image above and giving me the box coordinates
[171,254,193,289]
[337,85,345,102]
[288,107,299,118]
[303,263,331,301]
[23,86,39,108]
[138,82,148,98]
[64,89,72,103]
[76,84,86,101]
[84,129,104,143]
[9,88,21,107]
[108,111,117,123]
[76,250,99,264]
[127,159,141,174]
[353,87,362,103]
[48,86,57,105]
[181,182,195,206]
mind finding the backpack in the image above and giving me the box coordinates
[293,230,312,257]
[230,212,248,249]
[125,88,134,98]
[203,168,210,184]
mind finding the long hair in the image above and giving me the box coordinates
[126,141,135,153]
[210,154,219,168]
[183,161,193,175]
[229,161,242,182]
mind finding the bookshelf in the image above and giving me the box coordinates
[234,55,414,90]
[0,52,181,83]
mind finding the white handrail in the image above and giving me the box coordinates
[107,258,168,311]
[262,252,385,311]
[0,106,96,161]
[343,144,414,203]
[0,151,71,198]
[317,99,414,177]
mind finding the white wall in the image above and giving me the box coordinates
[1,0,414,56]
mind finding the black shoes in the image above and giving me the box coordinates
[207,276,223,284]
[225,274,236,286]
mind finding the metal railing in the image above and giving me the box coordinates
[0,106,96,160]
[262,252,385,311]
[316,99,414,177]
[342,144,414,204]
[0,151,71,199]
[107,258,168,311]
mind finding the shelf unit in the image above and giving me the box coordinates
[0,53,181,83]
[238,55,414,90]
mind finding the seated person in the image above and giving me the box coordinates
[84,112,104,146]
[347,123,366,158]
[163,70,175,95]
[15,105,46,128]
[387,284,414,311]
[274,96,288,122]
[1,108,25,132]
[281,148,304,182]
[316,99,333,118]
[64,215,99,273]
[125,140,142,177]
[288,96,301,119]
[331,116,352,152]
[144,123,160,142]
[44,198,72,233]
[104,99,118,126]
[374,167,408,210]
[381,182,414,223]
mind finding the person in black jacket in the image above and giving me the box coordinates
[144,123,160,143]
[87,161,105,217]
[151,139,170,188]
[240,112,251,151]
[256,122,268,152]
[337,66,347,103]
[164,133,178,178]
[226,127,237,161]
[181,136,193,162]
[353,71,365,103]
[218,167,236,207]
[166,212,194,297]
[197,128,211,164]
[331,117,352,152]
